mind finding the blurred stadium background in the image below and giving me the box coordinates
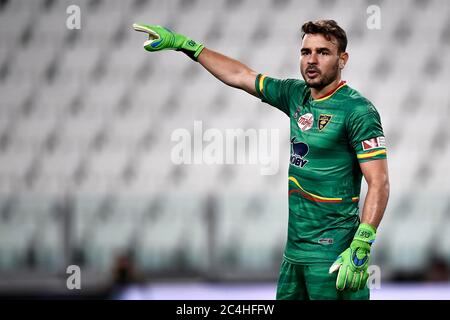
[0,0,450,299]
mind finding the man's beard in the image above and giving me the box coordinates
[302,64,339,90]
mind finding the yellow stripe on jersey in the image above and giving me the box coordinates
[357,149,387,159]
[288,176,343,201]
[259,74,267,94]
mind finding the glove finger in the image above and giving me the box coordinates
[133,24,165,50]
[336,265,348,291]
[329,256,343,274]
[360,270,369,290]
[329,261,341,274]
[351,271,362,291]
[345,268,354,290]
[132,23,160,39]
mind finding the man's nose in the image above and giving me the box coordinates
[307,52,318,64]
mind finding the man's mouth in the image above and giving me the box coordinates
[306,69,320,78]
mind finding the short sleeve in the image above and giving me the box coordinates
[255,74,291,116]
[347,104,387,163]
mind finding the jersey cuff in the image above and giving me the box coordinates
[356,148,387,163]
[255,73,267,99]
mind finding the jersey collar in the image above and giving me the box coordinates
[313,80,347,102]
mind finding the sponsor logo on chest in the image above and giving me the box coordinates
[297,113,314,132]
[290,138,309,168]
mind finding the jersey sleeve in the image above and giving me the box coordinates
[346,103,387,163]
[255,74,291,116]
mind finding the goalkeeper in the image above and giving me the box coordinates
[133,20,389,300]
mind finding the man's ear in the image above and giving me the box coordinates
[339,52,349,69]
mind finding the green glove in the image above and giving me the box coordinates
[329,223,376,291]
[132,23,205,61]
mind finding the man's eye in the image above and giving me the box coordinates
[320,51,329,55]
[301,52,310,56]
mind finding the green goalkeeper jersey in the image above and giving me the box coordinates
[255,74,387,264]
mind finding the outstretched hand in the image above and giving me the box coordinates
[133,23,204,60]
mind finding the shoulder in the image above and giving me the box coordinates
[282,78,307,90]
[260,76,307,94]
[341,85,378,115]
[279,79,308,100]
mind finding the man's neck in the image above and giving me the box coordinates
[310,77,344,100]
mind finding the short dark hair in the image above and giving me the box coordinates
[301,20,347,53]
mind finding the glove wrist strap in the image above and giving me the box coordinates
[354,223,376,246]
[179,45,205,61]
[176,35,204,61]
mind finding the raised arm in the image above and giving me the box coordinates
[197,48,258,96]
[133,24,258,96]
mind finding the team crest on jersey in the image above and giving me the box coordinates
[318,114,332,131]
[362,136,386,151]
[290,138,309,168]
[298,113,314,131]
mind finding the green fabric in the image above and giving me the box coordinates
[255,75,386,265]
[276,259,370,300]
[133,23,204,61]
[329,223,376,291]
